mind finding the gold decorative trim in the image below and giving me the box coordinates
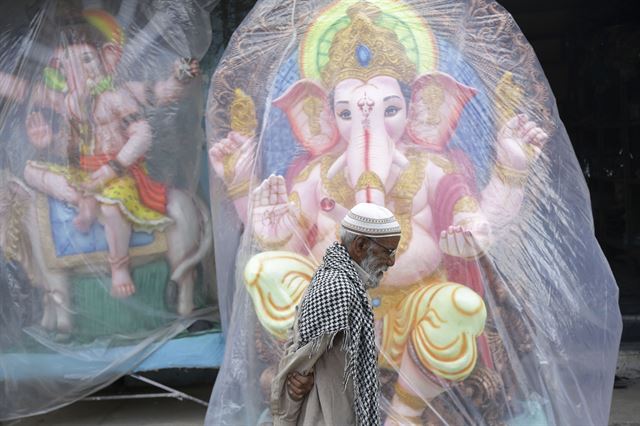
[37,194,167,270]
[388,149,429,255]
[227,180,251,200]
[355,171,385,193]
[422,81,445,126]
[427,153,456,174]
[293,156,324,185]
[495,163,527,186]
[5,194,27,262]
[254,232,293,251]
[320,3,417,88]
[394,382,428,411]
[453,196,479,215]
[302,97,324,136]
[495,71,524,127]
[223,151,238,183]
[229,88,257,137]
[288,191,312,231]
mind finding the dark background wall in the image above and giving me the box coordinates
[500,0,639,339]
[214,0,640,340]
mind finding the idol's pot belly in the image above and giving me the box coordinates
[94,122,127,153]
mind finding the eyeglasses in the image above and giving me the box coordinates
[366,237,397,258]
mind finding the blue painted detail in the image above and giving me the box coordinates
[0,331,225,381]
[135,331,225,371]
[48,197,155,257]
[372,298,381,308]
[262,50,305,178]
[356,44,372,67]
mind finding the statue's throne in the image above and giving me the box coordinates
[35,194,194,340]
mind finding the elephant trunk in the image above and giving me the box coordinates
[346,120,393,206]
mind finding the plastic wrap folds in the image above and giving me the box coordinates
[0,0,216,420]
[205,0,622,425]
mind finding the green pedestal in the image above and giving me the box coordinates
[71,259,172,341]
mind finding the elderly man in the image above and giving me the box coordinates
[271,203,401,426]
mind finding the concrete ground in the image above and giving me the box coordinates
[5,388,210,426]
[5,378,639,426]
[610,378,640,426]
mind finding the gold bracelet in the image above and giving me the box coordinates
[253,232,293,251]
[227,180,251,200]
[288,191,313,231]
[394,383,428,411]
[223,152,239,183]
[385,412,424,425]
[453,196,479,215]
[495,163,528,186]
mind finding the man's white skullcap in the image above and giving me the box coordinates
[341,203,401,237]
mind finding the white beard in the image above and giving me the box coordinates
[359,247,388,289]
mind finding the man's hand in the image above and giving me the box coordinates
[286,371,314,401]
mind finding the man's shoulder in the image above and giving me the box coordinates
[311,266,358,296]
[313,264,351,281]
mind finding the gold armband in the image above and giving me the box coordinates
[227,180,251,200]
[394,383,428,411]
[254,232,293,251]
[288,191,312,230]
[223,152,239,183]
[495,163,528,186]
[453,196,479,215]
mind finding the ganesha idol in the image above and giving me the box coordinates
[0,7,211,335]
[210,0,547,422]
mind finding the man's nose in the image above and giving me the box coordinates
[386,255,395,267]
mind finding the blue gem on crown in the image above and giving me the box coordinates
[356,44,372,67]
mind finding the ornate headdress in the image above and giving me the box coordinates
[300,0,438,89]
[320,3,415,88]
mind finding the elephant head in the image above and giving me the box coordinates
[44,14,123,96]
[273,71,476,205]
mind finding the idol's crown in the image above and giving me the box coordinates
[320,2,417,88]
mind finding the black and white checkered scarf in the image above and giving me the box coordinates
[296,242,380,425]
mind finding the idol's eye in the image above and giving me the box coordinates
[338,109,352,120]
[385,105,401,117]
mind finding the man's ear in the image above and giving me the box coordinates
[351,235,368,264]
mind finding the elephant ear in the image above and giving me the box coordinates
[406,72,477,152]
[272,79,339,156]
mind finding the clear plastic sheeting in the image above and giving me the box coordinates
[0,0,216,420]
[205,0,622,425]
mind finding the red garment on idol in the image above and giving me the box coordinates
[80,154,167,214]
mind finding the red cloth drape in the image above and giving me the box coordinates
[80,154,167,214]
